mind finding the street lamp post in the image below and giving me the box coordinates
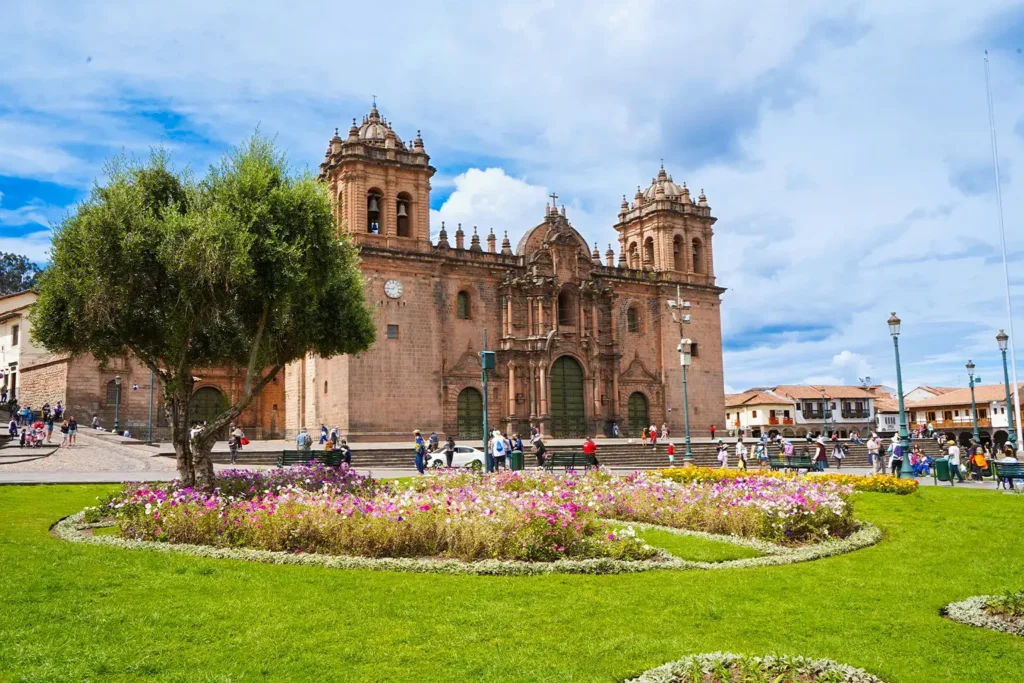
[480,329,495,473]
[967,360,981,443]
[113,375,122,435]
[887,313,913,478]
[667,287,694,464]
[997,330,1018,451]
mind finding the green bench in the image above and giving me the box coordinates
[993,460,1024,489]
[768,456,815,473]
[278,450,345,468]
[543,451,598,471]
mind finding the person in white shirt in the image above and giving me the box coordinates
[735,438,748,471]
[946,440,964,482]
[867,436,882,474]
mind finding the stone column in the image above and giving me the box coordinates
[528,361,538,419]
[507,362,516,416]
[506,297,514,338]
[539,363,548,417]
[527,296,534,336]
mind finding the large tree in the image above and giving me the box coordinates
[0,252,43,294]
[32,137,376,488]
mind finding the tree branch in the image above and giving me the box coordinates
[244,302,270,396]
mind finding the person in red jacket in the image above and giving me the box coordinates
[709,424,717,440]
[582,435,599,468]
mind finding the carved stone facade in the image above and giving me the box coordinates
[285,105,726,441]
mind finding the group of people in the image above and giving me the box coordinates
[8,411,79,448]
[296,426,352,466]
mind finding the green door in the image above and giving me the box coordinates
[550,356,586,438]
[456,388,483,440]
[192,387,226,424]
[628,392,649,437]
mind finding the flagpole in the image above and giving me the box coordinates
[984,51,1022,453]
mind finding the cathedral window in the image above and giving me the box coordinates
[643,237,655,267]
[673,235,685,271]
[627,306,640,333]
[367,189,383,234]
[105,379,120,405]
[386,324,399,339]
[628,242,639,269]
[456,291,471,319]
[692,238,704,274]
[396,192,412,237]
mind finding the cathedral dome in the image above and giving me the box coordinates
[357,104,404,147]
[642,166,684,200]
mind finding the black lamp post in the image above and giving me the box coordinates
[113,375,122,434]
[997,330,1018,451]
[966,360,981,443]
[888,313,913,478]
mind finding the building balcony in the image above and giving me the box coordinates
[840,411,871,419]
[768,417,779,425]
[782,418,794,425]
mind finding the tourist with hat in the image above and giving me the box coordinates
[946,439,965,482]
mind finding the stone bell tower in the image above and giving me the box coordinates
[319,102,436,252]
[613,165,716,286]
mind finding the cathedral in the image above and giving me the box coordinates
[284,105,726,441]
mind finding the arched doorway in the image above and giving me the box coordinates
[994,430,1009,448]
[192,386,226,426]
[958,432,972,447]
[550,356,585,437]
[627,392,649,437]
[456,387,483,440]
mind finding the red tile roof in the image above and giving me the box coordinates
[906,383,1024,409]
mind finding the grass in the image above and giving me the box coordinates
[0,486,1022,682]
[610,524,763,562]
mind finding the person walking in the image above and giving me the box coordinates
[889,438,904,478]
[531,431,546,467]
[67,416,77,446]
[716,439,729,469]
[867,435,881,474]
[319,424,328,445]
[666,441,676,464]
[228,423,244,465]
[814,437,828,472]
[947,439,965,482]
[582,435,599,468]
[640,426,649,449]
[44,414,54,443]
[296,427,312,452]
[735,438,748,471]
[835,443,847,470]
[755,441,768,472]
[444,436,456,468]
[612,422,620,438]
[59,419,69,448]
[709,424,716,440]
[491,429,507,471]
[414,429,427,474]
[649,423,658,450]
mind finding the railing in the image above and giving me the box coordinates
[782,418,794,425]
[768,417,779,425]
[840,411,871,419]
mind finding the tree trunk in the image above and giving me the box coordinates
[165,378,195,488]
[193,439,217,490]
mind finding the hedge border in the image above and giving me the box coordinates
[624,652,886,682]
[943,595,1024,637]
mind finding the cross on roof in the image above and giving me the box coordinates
[549,192,558,205]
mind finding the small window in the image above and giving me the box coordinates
[627,307,639,333]
[752,410,758,418]
[105,380,120,405]
[10,325,18,347]
[386,324,399,339]
[456,291,470,319]
[979,408,988,419]
[784,410,791,418]
[726,412,730,420]
[690,342,698,357]
[324,380,328,394]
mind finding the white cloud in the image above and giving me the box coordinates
[2,0,1024,390]
[0,193,66,229]
[0,230,53,263]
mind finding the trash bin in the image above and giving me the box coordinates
[510,450,524,471]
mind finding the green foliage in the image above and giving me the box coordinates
[31,137,375,371]
[0,251,43,295]
[988,590,1024,617]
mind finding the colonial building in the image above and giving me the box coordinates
[905,383,1024,447]
[724,389,794,438]
[285,105,726,440]
[727,384,879,439]
[16,292,285,438]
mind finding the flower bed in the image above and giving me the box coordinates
[625,652,887,682]
[68,466,877,574]
[658,468,918,494]
[944,592,1024,637]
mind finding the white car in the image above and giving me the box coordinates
[428,445,485,469]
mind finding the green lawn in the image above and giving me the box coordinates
[1,485,1022,682]
[611,525,763,562]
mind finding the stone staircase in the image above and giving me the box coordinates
[214,437,950,470]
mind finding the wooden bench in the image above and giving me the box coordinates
[993,460,1024,489]
[768,456,815,473]
[543,451,598,471]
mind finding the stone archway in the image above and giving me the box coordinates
[192,386,226,424]
[550,356,586,438]
[957,432,972,447]
[627,392,649,437]
[994,430,1009,447]
[456,387,483,441]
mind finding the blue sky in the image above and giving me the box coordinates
[2,0,1024,394]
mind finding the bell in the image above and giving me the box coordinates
[397,203,408,218]
[367,196,379,213]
